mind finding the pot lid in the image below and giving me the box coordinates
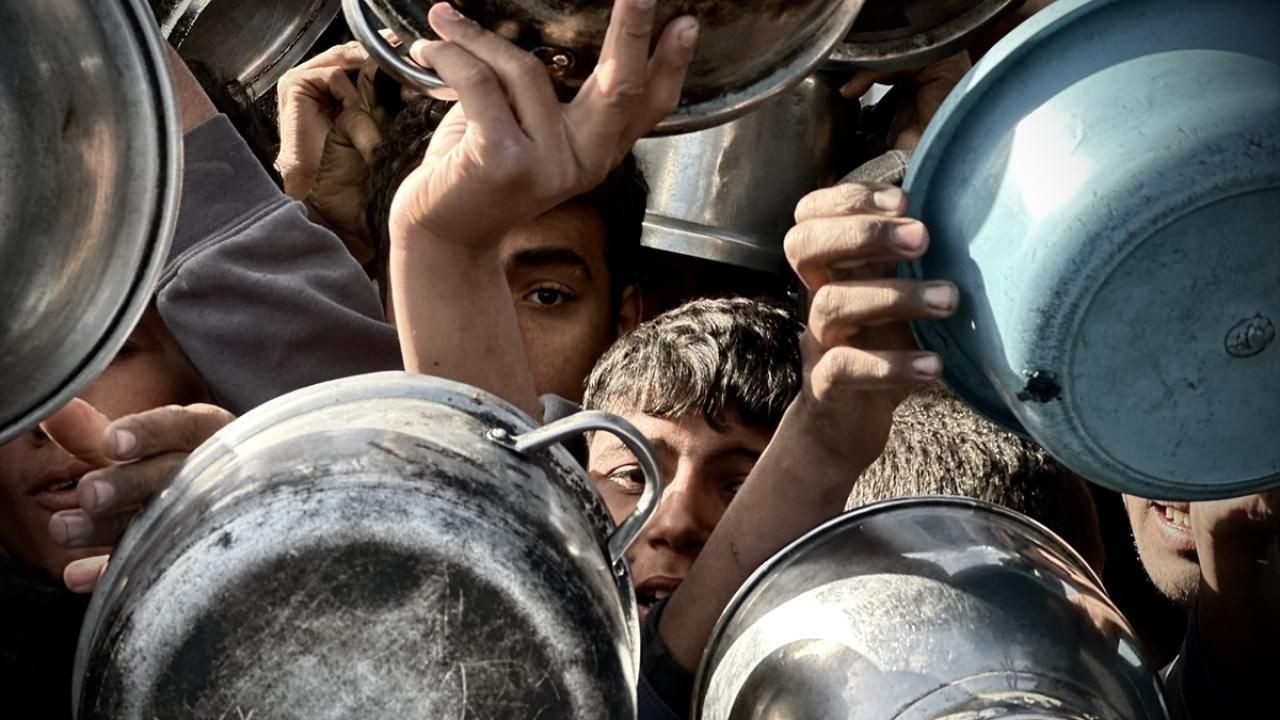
[901,0,1280,500]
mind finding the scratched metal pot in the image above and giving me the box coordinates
[695,497,1170,720]
[632,72,846,273]
[343,0,864,134]
[829,0,1024,70]
[0,0,179,445]
[902,0,1280,500]
[152,0,342,97]
[74,372,664,720]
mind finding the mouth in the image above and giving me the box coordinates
[28,469,89,513]
[1148,500,1197,554]
[634,576,681,623]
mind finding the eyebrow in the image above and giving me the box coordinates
[506,247,593,280]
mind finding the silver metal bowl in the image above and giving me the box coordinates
[153,0,343,97]
[902,0,1280,500]
[694,497,1170,720]
[632,73,846,273]
[0,0,180,445]
[345,0,865,134]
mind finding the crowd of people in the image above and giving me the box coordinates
[1,1,1275,718]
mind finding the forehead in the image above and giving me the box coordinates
[588,412,773,466]
[500,202,608,270]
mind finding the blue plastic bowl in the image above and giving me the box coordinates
[903,0,1280,500]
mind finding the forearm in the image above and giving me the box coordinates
[658,401,881,670]
[390,228,542,420]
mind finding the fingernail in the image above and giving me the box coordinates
[88,479,116,511]
[435,2,463,20]
[678,19,700,48]
[923,283,957,312]
[635,0,657,8]
[65,558,105,593]
[112,429,137,459]
[874,187,904,211]
[51,513,91,544]
[912,354,943,379]
[893,222,926,251]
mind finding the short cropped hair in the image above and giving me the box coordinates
[584,297,804,433]
[848,384,1106,571]
[363,98,647,309]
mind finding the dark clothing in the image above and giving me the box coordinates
[0,555,89,720]
[157,115,401,415]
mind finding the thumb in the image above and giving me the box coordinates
[38,398,113,468]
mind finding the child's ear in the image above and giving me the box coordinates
[615,284,643,337]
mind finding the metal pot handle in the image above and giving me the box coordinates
[488,411,664,565]
[342,0,447,91]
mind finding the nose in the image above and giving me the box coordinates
[642,468,716,557]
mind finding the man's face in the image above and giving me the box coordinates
[587,412,773,621]
[0,308,208,577]
[502,202,639,403]
[1122,494,1201,607]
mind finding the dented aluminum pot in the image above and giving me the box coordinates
[694,497,1170,720]
[152,0,342,97]
[74,372,663,720]
[343,0,864,134]
[632,72,845,273]
[0,0,179,445]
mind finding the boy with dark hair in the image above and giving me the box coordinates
[847,383,1106,574]
[365,97,648,402]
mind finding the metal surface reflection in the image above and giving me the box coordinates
[695,497,1169,720]
[0,0,179,444]
[74,372,661,720]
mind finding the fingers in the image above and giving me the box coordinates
[570,2,696,161]
[619,16,699,151]
[408,40,523,142]
[840,69,889,100]
[807,345,943,400]
[39,398,112,468]
[335,109,385,163]
[103,403,234,462]
[64,555,109,594]
[808,280,958,348]
[795,183,908,223]
[75,452,189,516]
[49,509,132,549]
[785,215,928,291]
[417,3,559,138]
[295,40,368,72]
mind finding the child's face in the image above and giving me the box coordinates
[0,307,208,578]
[587,412,773,621]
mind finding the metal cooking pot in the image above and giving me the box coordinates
[694,497,1170,720]
[343,0,864,134]
[74,372,664,719]
[901,0,1280,500]
[0,0,179,445]
[632,72,846,273]
[152,0,342,98]
[829,0,1024,70]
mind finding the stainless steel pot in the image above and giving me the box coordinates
[343,0,864,134]
[632,73,846,273]
[694,497,1169,720]
[74,372,664,720]
[829,0,1024,70]
[0,0,180,445]
[152,0,342,97]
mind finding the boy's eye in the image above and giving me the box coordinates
[607,466,645,493]
[111,340,142,363]
[523,285,575,307]
[725,478,746,497]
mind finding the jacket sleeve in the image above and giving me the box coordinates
[155,115,402,414]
